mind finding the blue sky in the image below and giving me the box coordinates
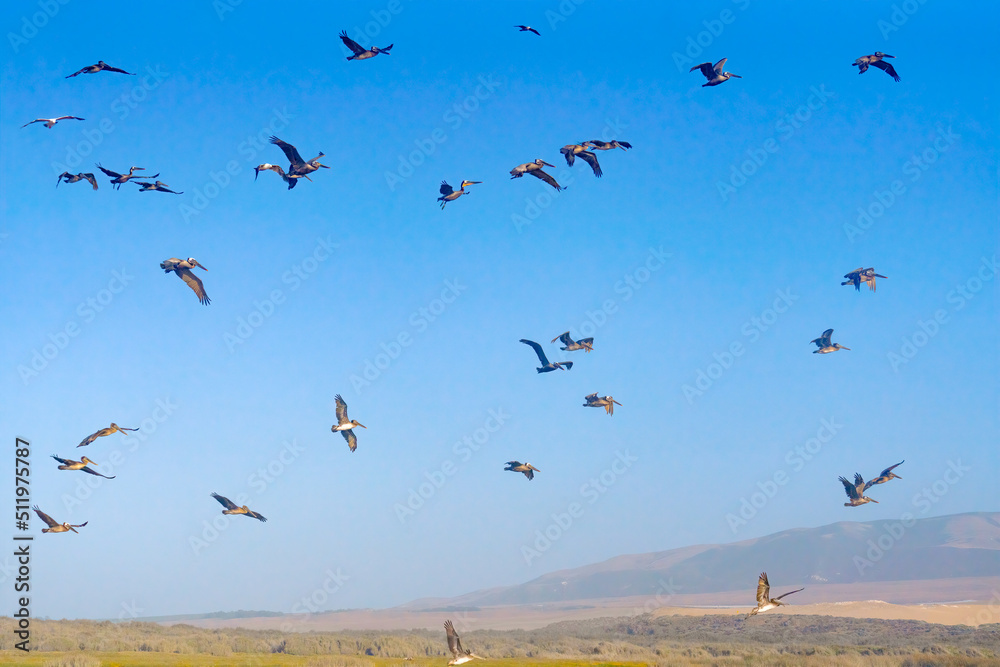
[1,1,997,620]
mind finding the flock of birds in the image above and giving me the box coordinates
[24,26,916,657]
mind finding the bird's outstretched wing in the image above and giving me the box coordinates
[439,181,455,196]
[81,466,116,479]
[176,268,210,305]
[77,427,109,448]
[82,173,98,190]
[270,136,305,168]
[519,339,548,366]
[577,151,602,177]
[560,146,577,166]
[879,460,905,477]
[756,572,770,605]
[552,332,573,346]
[246,509,267,522]
[211,493,239,511]
[96,163,121,179]
[51,455,72,466]
[713,58,728,74]
[871,60,900,81]
[691,62,715,80]
[334,394,349,424]
[528,169,563,191]
[339,31,367,56]
[811,329,834,348]
[341,429,358,453]
[444,620,463,658]
[840,476,859,500]
[32,506,59,528]
[773,586,805,601]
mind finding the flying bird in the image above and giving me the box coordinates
[746,572,804,618]
[331,394,366,452]
[160,257,210,305]
[269,136,329,181]
[135,180,182,194]
[510,159,564,191]
[840,473,879,507]
[51,455,116,479]
[560,142,602,177]
[587,139,632,151]
[504,461,540,481]
[339,30,393,60]
[57,172,98,190]
[842,268,887,292]
[515,25,540,35]
[691,58,742,86]
[444,619,483,665]
[77,423,139,448]
[583,393,621,416]
[852,52,900,81]
[551,331,594,353]
[864,461,905,490]
[32,506,88,533]
[438,180,482,209]
[96,164,158,190]
[22,116,85,129]
[520,339,572,373]
[255,163,299,190]
[211,493,266,522]
[65,61,135,78]
[811,329,850,354]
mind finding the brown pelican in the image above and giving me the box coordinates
[840,473,878,507]
[587,139,632,151]
[691,58,742,86]
[270,136,329,180]
[77,423,139,448]
[22,115,85,129]
[515,25,540,35]
[504,461,540,480]
[32,506,88,533]
[255,163,299,190]
[57,172,98,190]
[339,31,393,60]
[438,180,482,209]
[842,268,887,292]
[96,164,158,190]
[510,159,564,191]
[811,329,850,354]
[864,461,904,490]
[746,572,804,618]
[65,61,135,78]
[560,142,602,177]
[520,339,572,373]
[332,394,366,452]
[551,331,594,353]
[51,455,116,479]
[853,52,900,81]
[444,620,483,665]
[160,257,210,305]
[135,180,183,194]
[211,493,266,522]
[583,393,621,416]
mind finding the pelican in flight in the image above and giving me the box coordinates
[505,461,540,480]
[438,180,482,209]
[552,331,593,353]
[587,139,632,151]
[77,423,139,448]
[32,506,88,533]
[270,136,329,181]
[811,329,850,354]
[515,25,540,35]
[444,620,483,665]
[560,142,602,177]
[65,61,135,78]
[96,164,158,190]
[211,493,267,522]
[864,461,905,490]
[852,52,900,81]
[510,159,564,191]
[691,58,742,86]
[332,394,366,452]
[160,257,210,305]
[135,180,183,194]
[57,172,98,190]
[842,267,887,292]
[583,393,621,416]
[746,572,804,618]
[51,455,116,479]
[339,30,393,60]
[520,339,573,373]
[22,115,84,129]
[255,163,299,190]
[840,473,878,507]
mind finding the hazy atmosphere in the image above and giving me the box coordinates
[2,0,997,623]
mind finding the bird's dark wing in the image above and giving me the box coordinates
[81,466,116,479]
[853,473,865,489]
[102,64,135,75]
[82,173,98,190]
[444,620,461,658]
[21,119,43,128]
[691,63,715,79]
[527,27,540,35]
[212,493,239,511]
[578,151,603,177]
[96,164,121,178]
[588,140,610,149]
[33,506,59,528]
[756,573,769,605]
[881,460,905,476]
[840,476,858,499]
[378,44,393,53]
[505,461,522,469]
[871,60,900,81]
[774,587,804,601]
[339,31,367,56]
[335,394,349,424]
[439,181,455,196]
[552,332,573,346]
[713,58,728,74]
[528,169,563,190]
[560,146,576,166]
[524,469,534,480]
[270,136,305,167]
[520,339,549,365]
[176,268,210,305]
[51,455,71,465]
[247,510,267,522]
[617,141,633,149]
[578,337,594,347]
[558,361,574,370]
[342,429,358,453]
[77,428,106,447]
[65,66,87,78]
[56,116,85,122]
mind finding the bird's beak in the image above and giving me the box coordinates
[69,526,79,533]
[319,163,330,169]
[358,424,367,429]
[894,474,902,479]
[731,74,742,78]
[842,346,851,350]
[871,499,879,503]
[884,54,895,58]
[197,264,208,271]
[614,400,622,406]
[542,161,555,167]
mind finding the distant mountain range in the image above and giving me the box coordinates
[403,512,1000,609]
